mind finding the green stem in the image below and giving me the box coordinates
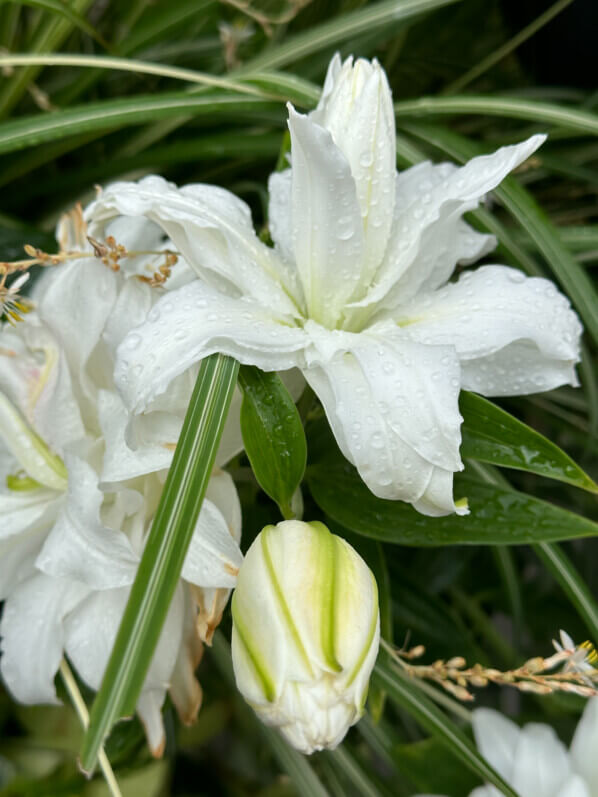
[59,660,122,797]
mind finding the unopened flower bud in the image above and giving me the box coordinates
[231,520,380,754]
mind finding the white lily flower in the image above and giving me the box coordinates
[0,210,244,755]
[87,53,582,516]
[231,520,380,754]
[417,700,598,797]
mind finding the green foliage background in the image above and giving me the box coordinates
[0,0,596,795]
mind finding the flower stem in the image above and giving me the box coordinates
[59,659,122,797]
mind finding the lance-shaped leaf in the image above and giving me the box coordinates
[239,366,307,518]
[460,391,597,493]
[307,462,598,546]
[80,354,239,773]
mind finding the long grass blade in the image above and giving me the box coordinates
[80,354,239,774]
[394,94,598,137]
[2,0,110,49]
[245,0,464,71]
[534,542,598,642]
[0,93,281,155]
[59,660,122,797]
[0,0,93,118]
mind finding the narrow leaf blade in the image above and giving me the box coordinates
[374,658,517,797]
[460,391,597,492]
[307,462,598,546]
[80,354,239,773]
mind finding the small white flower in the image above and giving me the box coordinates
[88,53,582,516]
[553,630,598,675]
[231,520,380,754]
[0,271,31,324]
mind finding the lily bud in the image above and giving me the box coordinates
[231,520,380,754]
[308,53,396,280]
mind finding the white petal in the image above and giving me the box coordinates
[399,265,582,395]
[87,176,298,315]
[268,169,296,268]
[360,135,545,309]
[0,486,61,599]
[115,281,307,413]
[169,585,203,725]
[0,391,67,491]
[136,690,167,757]
[205,468,242,544]
[36,455,139,589]
[214,387,244,468]
[559,776,591,797]
[102,277,153,359]
[99,389,173,483]
[0,480,59,540]
[303,321,463,508]
[0,572,88,704]
[0,321,85,452]
[181,494,243,588]
[288,106,365,326]
[570,698,598,790]
[310,57,396,276]
[472,708,520,782]
[511,723,571,797]
[36,258,118,398]
[412,466,469,518]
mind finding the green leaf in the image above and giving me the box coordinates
[2,0,110,49]
[307,462,598,546]
[239,365,307,519]
[460,391,597,492]
[245,0,464,71]
[327,747,385,797]
[534,543,598,641]
[393,737,479,797]
[0,0,93,119]
[374,658,517,797]
[393,94,598,137]
[0,93,281,155]
[80,354,239,774]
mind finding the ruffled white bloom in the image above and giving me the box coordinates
[0,211,244,755]
[418,700,598,797]
[87,53,582,516]
[231,520,380,754]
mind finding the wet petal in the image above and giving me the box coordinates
[398,265,581,396]
[115,281,307,413]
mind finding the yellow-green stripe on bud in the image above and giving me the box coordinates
[231,520,380,754]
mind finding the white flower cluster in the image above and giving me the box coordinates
[0,208,244,755]
[0,53,585,756]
